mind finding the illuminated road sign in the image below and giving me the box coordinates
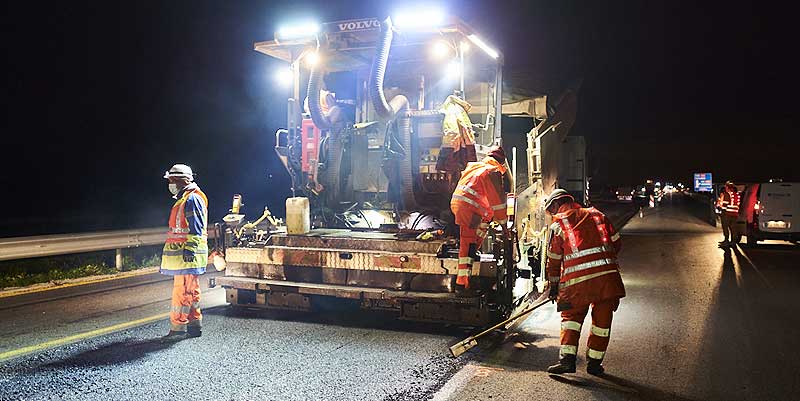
[694,173,713,192]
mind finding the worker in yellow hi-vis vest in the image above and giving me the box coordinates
[161,164,208,340]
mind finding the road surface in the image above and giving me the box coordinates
[438,194,800,401]
[1,194,798,400]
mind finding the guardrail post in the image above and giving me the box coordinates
[115,249,123,271]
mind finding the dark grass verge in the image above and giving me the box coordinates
[0,245,162,289]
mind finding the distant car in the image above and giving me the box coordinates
[615,186,634,202]
[739,181,800,245]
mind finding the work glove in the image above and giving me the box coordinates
[548,282,559,303]
[183,249,195,263]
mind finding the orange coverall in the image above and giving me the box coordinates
[546,202,626,361]
[450,156,508,288]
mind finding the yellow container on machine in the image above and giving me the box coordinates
[286,197,310,234]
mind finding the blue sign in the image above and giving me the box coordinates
[694,173,713,192]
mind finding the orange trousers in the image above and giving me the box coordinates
[170,274,202,332]
[559,298,619,361]
[457,220,489,288]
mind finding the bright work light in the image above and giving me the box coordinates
[276,21,320,40]
[393,8,445,29]
[275,68,294,86]
[467,34,499,59]
[304,51,320,67]
[430,41,450,59]
[444,60,461,81]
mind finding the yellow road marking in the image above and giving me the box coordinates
[0,312,169,362]
[0,268,161,299]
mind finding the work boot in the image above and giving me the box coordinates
[546,354,576,374]
[160,330,189,342]
[187,327,202,338]
[586,357,605,376]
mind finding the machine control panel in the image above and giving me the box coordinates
[301,119,322,174]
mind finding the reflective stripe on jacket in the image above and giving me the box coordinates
[717,190,740,216]
[546,202,625,307]
[450,156,508,225]
[161,184,208,275]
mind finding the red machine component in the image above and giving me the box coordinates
[301,118,322,174]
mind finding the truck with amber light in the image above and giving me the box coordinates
[212,11,582,326]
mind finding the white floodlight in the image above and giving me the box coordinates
[276,21,320,40]
[304,51,320,67]
[275,67,294,86]
[444,60,461,81]
[393,8,445,29]
[430,41,450,59]
[459,40,470,53]
[467,34,499,59]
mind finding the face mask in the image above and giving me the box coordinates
[168,183,179,195]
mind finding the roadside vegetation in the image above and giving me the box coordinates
[0,246,161,289]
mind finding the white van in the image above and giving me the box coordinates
[739,181,800,245]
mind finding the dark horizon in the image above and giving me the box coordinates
[2,0,797,236]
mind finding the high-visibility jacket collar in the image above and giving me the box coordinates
[554,201,581,216]
[440,94,472,113]
[482,156,507,175]
[173,182,198,200]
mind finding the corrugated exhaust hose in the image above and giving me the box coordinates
[307,50,332,130]
[369,17,408,120]
[370,17,416,209]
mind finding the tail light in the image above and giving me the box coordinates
[752,200,761,227]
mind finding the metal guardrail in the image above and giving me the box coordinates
[0,227,217,268]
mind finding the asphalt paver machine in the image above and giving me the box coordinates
[215,14,550,325]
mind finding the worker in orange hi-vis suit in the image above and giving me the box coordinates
[450,146,509,293]
[543,189,626,376]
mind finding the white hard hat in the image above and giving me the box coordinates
[163,164,194,181]
[544,188,574,210]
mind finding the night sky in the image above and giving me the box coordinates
[2,1,797,236]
